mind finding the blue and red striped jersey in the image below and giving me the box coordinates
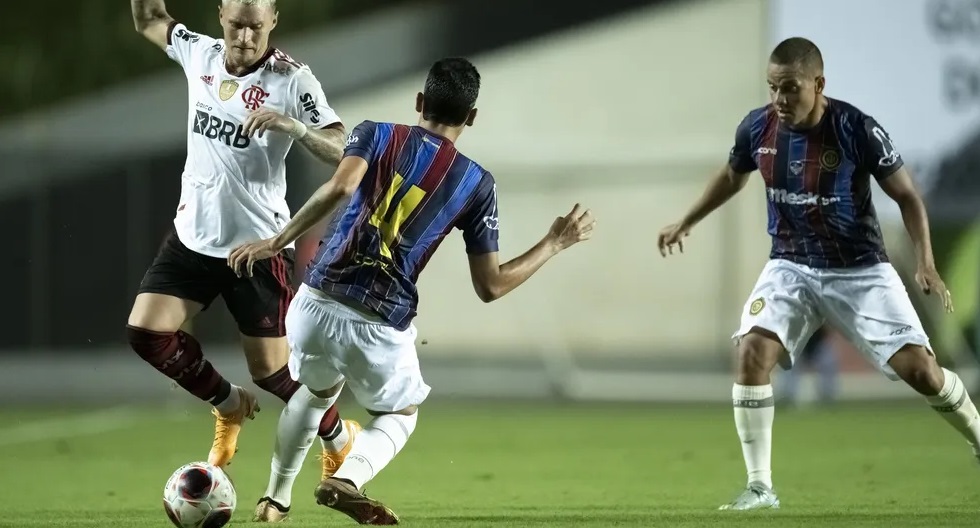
[304,121,499,329]
[729,98,903,268]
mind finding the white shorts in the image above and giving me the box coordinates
[733,259,932,380]
[286,284,431,412]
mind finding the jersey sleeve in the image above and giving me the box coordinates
[728,112,758,174]
[165,22,215,69]
[290,69,342,129]
[858,116,904,180]
[343,121,379,163]
[456,173,500,255]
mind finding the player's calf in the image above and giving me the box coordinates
[890,345,980,458]
[127,325,234,408]
[888,344,944,396]
[730,329,784,495]
[332,407,418,491]
[735,329,784,386]
[128,324,258,467]
[241,335,299,400]
[261,383,356,515]
[243,335,350,455]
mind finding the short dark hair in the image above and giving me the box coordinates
[769,37,824,75]
[422,58,481,126]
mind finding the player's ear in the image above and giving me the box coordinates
[815,75,826,94]
[465,108,477,127]
[415,92,424,113]
[271,10,279,28]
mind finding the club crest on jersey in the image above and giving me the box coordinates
[789,160,804,175]
[242,84,271,110]
[820,149,841,171]
[219,80,239,101]
[749,297,765,316]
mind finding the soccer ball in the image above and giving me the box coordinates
[162,462,237,528]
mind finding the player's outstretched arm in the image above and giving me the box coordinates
[467,204,594,303]
[227,156,368,277]
[658,163,750,257]
[878,167,954,312]
[131,0,173,50]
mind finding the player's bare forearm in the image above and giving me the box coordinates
[131,0,172,48]
[681,164,749,227]
[879,167,937,270]
[271,181,348,251]
[298,126,346,165]
[469,238,560,302]
[896,195,937,270]
[269,156,367,251]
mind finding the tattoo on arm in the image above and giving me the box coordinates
[298,126,346,165]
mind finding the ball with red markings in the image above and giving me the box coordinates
[162,462,236,528]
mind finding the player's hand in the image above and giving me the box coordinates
[243,108,293,138]
[658,222,691,257]
[228,238,279,278]
[915,265,954,313]
[548,203,595,251]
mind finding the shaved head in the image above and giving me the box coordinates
[769,37,824,76]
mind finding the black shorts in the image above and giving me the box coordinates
[137,230,295,338]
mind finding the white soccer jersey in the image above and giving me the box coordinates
[165,22,341,258]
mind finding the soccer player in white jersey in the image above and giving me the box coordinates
[659,37,980,510]
[126,0,362,500]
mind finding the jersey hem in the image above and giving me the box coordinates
[174,227,295,259]
[302,279,412,331]
[769,253,890,270]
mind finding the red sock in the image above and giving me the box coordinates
[127,326,230,404]
[254,366,300,403]
[256,366,341,439]
[318,405,341,439]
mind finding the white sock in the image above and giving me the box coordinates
[264,386,339,508]
[211,384,241,415]
[927,368,980,455]
[732,383,775,488]
[333,412,418,489]
[321,419,351,452]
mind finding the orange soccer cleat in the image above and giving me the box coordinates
[207,387,259,468]
[319,419,362,481]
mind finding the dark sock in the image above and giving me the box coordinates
[127,325,230,403]
[256,367,342,440]
[318,405,341,439]
[254,365,300,403]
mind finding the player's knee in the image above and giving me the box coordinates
[890,345,943,396]
[127,325,176,364]
[736,329,784,383]
[240,335,289,380]
[127,293,195,332]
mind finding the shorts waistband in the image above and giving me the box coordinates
[297,284,385,324]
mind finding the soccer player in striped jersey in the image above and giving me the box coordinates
[659,37,977,510]
[229,57,595,524]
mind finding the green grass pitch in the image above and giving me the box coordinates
[1,400,978,527]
